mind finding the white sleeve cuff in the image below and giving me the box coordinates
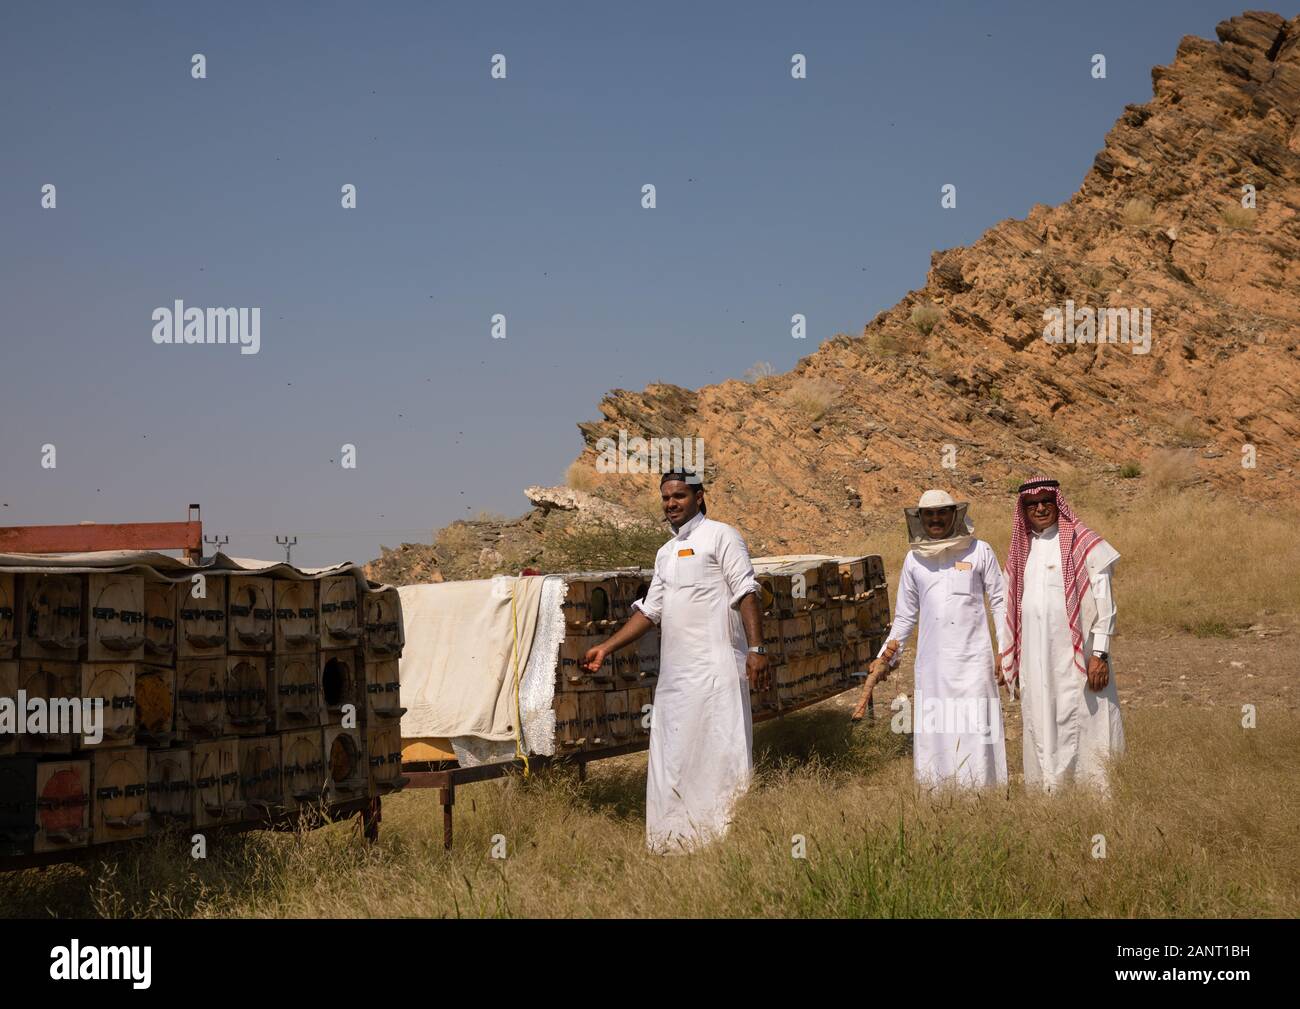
[631,599,661,626]
[729,578,761,609]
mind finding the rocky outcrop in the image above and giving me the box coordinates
[563,11,1300,553]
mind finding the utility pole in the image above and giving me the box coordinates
[275,535,298,564]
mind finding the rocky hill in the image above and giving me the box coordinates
[371,11,1300,583]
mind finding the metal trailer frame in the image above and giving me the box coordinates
[400,685,861,850]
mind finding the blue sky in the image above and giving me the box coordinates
[0,0,1241,565]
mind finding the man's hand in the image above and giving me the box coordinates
[746,651,770,691]
[867,657,891,682]
[581,646,609,674]
[1086,653,1110,692]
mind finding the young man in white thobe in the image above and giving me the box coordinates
[1002,476,1124,793]
[871,489,1010,789]
[581,471,769,853]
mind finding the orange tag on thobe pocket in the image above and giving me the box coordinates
[954,561,972,571]
[677,549,694,557]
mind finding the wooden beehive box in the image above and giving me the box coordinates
[85,573,145,662]
[0,573,17,659]
[271,652,321,729]
[80,662,137,748]
[841,603,861,641]
[141,579,176,662]
[608,573,648,624]
[36,759,92,853]
[757,573,794,618]
[553,693,582,751]
[813,607,843,652]
[0,662,15,756]
[319,575,361,648]
[192,738,242,828]
[627,687,653,741]
[20,573,84,661]
[855,639,877,673]
[562,577,616,631]
[557,632,614,691]
[865,555,885,588]
[281,729,326,809]
[323,726,368,802]
[274,579,319,654]
[134,664,176,746]
[579,692,610,750]
[225,655,270,735]
[780,614,815,658]
[16,660,78,753]
[227,575,274,653]
[175,658,225,740]
[634,628,660,686]
[361,587,403,658]
[366,719,407,795]
[320,649,362,725]
[364,657,403,722]
[176,574,227,660]
[92,746,149,844]
[819,560,845,602]
[238,735,283,817]
[773,657,793,706]
[0,756,37,855]
[604,689,632,743]
[147,747,192,831]
[837,559,868,600]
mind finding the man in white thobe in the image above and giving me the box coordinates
[871,489,1009,788]
[1002,476,1124,793]
[582,471,768,853]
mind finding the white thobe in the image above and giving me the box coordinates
[881,540,1009,789]
[1012,524,1124,793]
[632,512,760,853]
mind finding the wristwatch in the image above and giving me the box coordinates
[1093,650,1109,662]
[748,645,767,655]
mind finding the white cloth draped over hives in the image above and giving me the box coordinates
[0,550,364,584]
[397,576,565,765]
[750,554,861,572]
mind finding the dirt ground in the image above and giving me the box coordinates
[826,625,1297,756]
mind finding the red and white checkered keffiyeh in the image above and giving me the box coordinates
[1003,477,1107,683]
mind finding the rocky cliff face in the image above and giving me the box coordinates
[373,11,1300,582]
[567,11,1300,554]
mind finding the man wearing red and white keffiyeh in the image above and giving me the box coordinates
[1001,477,1125,793]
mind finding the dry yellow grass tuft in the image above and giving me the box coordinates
[2,705,1294,918]
[783,378,841,422]
[565,459,597,492]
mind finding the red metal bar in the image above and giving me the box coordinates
[0,504,203,562]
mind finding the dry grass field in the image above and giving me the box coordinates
[2,489,1296,918]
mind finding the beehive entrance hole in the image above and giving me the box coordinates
[322,657,349,706]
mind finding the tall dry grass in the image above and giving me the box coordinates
[2,704,1294,918]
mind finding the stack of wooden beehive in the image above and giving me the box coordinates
[0,565,407,860]
[753,556,890,711]
[549,556,889,754]
[553,572,658,753]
